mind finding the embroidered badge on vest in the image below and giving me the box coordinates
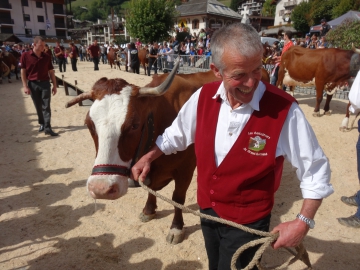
[245,131,270,156]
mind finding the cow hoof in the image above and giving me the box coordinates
[324,111,331,116]
[139,211,156,222]
[166,228,185,244]
[8,80,11,83]
[312,112,320,117]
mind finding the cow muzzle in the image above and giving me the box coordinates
[87,164,130,200]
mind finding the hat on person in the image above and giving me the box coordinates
[321,18,326,23]
[306,33,310,36]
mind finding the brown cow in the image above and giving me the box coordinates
[65,61,270,244]
[276,45,360,116]
[138,48,149,75]
[0,51,19,83]
[107,47,121,70]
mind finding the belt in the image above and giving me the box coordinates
[29,80,48,82]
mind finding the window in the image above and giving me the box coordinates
[25,28,32,37]
[21,0,28,6]
[24,14,30,21]
[1,26,13,34]
[192,19,199,30]
[36,1,42,8]
[38,15,44,22]
[39,29,46,36]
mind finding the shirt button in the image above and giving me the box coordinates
[210,190,214,194]
[211,202,216,207]
[212,175,217,180]
[229,132,233,136]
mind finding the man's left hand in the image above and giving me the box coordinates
[52,87,57,96]
[270,219,309,249]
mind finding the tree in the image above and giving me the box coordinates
[262,0,276,17]
[309,0,338,26]
[332,0,360,18]
[125,0,178,43]
[326,19,360,49]
[229,0,239,12]
[291,1,312,34]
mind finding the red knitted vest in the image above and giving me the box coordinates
[195,81,295,224]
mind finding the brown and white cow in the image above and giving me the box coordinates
[277,45,360,116]
[66,61,222,244]
[138,48,149,75]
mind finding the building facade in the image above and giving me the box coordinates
[0,0,68,43]
[273,0,308,26]
[237,0,274,31]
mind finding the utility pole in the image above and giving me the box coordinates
[111,8,115,41]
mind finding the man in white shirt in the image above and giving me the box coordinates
[338,71,360,228]
[132,23,333,269]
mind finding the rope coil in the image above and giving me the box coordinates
[138,180,313,270]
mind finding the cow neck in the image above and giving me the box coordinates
[130,112,155,169]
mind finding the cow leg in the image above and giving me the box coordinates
[313,83,325,117]
[8,72,11,83]
[323,92,333,116]
[340,102,351,131]
[139,193,157,222]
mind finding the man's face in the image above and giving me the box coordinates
[211,50,262,106]
[56,42,60,47]
[34,40,45,53]
[94,40,98,45]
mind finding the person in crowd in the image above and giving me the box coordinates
[135,38,142,50]
[124,43,130,72]
[189,45,197,67]
[129,42,140,74]
[199,28,206,41]
[44,44,52,60]
[185,37,194,66]
[338,70,360,228]
[69,42,78,72]
[100,44,107,64]
[320,18,331,37]
[147,42,159,76]
[131,23,333,270]
[317,36,328,49]
[54,41,66,72]
[197,38,204,55]
[270,31,294,87]
[307,35,318,49]
[20,36,58,136]
[304,33,311,47]
[162,44,174,70]
[88,39,100,71]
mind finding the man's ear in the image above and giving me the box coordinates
[210,63,222,79]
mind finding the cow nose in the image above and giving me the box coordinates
[88,181,121,200]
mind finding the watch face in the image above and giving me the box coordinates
[309,219,315,229]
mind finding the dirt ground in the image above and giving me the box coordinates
[1,60,359,270]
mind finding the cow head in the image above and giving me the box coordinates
[66,60,180,200]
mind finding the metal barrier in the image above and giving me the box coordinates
[158,54,212,74]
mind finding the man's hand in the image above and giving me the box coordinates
[24,86,31,95]
[271,219,309,249]
[52,86,57,96]
[131,145,164,182]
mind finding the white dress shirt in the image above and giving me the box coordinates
[349,71,360,113]
[156,81,334,199]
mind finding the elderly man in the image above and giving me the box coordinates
[20,36,58,136]
[131,23,333,269]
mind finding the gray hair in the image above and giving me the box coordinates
[33,36,44,44]
[211,23,263,71]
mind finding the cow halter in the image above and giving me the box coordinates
[90,113,155,177]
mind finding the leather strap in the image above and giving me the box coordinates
[92,164,129,176]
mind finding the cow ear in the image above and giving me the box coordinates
[210,63,222,79]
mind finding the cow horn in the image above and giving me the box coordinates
[138,58,180,96]
[65,91,93,108]
[352,43,360,54]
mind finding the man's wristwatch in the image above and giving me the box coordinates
[296,213,315,229]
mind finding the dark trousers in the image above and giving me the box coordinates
[200,208,271,270]
[28,81,52,130]
[147,59,157,76]
[71,58,77,71]
[131,64,140,74]
[57,58,66,72]
[93,57,99,71]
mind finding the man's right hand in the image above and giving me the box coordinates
[24,86,31,95]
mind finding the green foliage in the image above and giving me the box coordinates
[291,1,312,33]
[125,0,178,43]
[332,0,360,18]
[262,0,276,17]
[229,0,239,12]
[309,0,338,25]
[326,19,360,49]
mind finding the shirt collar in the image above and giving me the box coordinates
[211,81,266,111]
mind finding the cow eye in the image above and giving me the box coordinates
[131,124,140,130]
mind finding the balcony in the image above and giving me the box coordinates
[0,18,14,24]
[0,2,11,9]
[55,22,66,28]
[53,9,65,15]
[284,0,297,7]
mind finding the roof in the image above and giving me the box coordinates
[259,25,297,36]
[0,34,22,43]
[176,0,242,19]
[310,10,360,32]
